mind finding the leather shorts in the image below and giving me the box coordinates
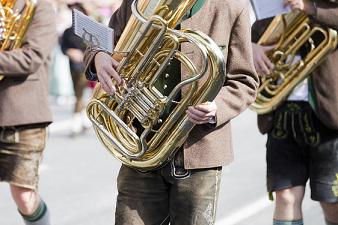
[0,124,47,190]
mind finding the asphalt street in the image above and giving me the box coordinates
[0,101,324,225]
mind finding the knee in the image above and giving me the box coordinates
[321,202,338,223]
[10,185,39,215]
[275,188,304,208]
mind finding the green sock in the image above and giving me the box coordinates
[273,219,304,225]
[326,219,338,225]
[19,200,50,225]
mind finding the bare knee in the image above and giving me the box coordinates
[321,202,338,223]
[276,187,304,208]
[274,186,305,220]
[10,185,40,215]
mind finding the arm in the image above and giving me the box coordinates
[83,0,133,82]
[61,29,84,64]
[0,1,57,77]
[285,0,338,30]
[214,5,259,126]
[312,0,338,30]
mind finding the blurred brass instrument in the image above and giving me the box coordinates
[87,0,226,171]
[0,0,37,81]
[251,11,338,114]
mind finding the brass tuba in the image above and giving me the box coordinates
[86,0,226,171]
[251,11,338,114]
[0,0,37,81]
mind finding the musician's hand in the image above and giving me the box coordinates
[186,101,217,125]
[94,51,122,95]
[252,43,275,76]
[283,0,316,15]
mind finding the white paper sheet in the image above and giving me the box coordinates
[72,9,114,53]
[251,0,291,20]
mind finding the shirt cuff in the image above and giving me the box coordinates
[208,116,217,124]
[85,63,98,81]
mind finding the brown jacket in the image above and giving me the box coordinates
[252,1,338,133]
[84,0,259,169]
[0,0,57,127]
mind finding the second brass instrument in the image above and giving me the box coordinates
[0,0,37,81]
[251,11,338,114]
[86,0,226,171]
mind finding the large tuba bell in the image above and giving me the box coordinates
[86,0,226,171]
[0,0,37,81]
[251,11,338,114]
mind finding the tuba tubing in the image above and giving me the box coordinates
[251,11,338,114]
[86,0,226,171]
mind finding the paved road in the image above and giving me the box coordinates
[0,102,324,225]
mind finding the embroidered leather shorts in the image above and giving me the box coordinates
[115,150,222,225]
[0,124,47,190]
[266,101,338,203]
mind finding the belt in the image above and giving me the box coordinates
[0,123,48,131]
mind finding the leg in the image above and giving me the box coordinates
[274,186,305,221]
[266,113,309,225]
[115,165,170,225]
[168,160,222,225]
[309,131,338,225]
[321,203,338,224]
[10,185,40,215]
[0,126,51,225]
[70,70,87,113]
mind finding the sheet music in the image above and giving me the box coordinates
[250,0,291,20]
[72,9,114,53]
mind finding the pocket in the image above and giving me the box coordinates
[18,128,47,151]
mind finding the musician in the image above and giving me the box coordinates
[251,0,338,225]
[0,0,57,225]
[84,0,259,224]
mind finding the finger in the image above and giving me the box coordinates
[188,106,209,117]
[262,54,274,71]
[99,70,116,95]
[187,114,209,125]
[100,79,113,95]
[111,58,120,69]
[105,65,123,85]
[188,117,203,125]
[262,45,276,52]
[257,59,271,76]
[186,110,210,123]
[254,60,261,74]
[193,104,212,113]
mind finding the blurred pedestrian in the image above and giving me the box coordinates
[49,0,74,105]
[0,0,57,224]
[61,2,90,135]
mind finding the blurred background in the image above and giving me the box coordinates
[0,0,324,224]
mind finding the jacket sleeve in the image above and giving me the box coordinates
[83,0,133,81]
[251,18,272,43]
[0,1,57,77]
[214,5,259,127]
[311,1,338,30]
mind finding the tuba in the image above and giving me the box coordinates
[251,11,338,114]
[0,0,37,81]
[86,0,226,171]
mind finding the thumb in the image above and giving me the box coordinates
[262,45,276,52]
